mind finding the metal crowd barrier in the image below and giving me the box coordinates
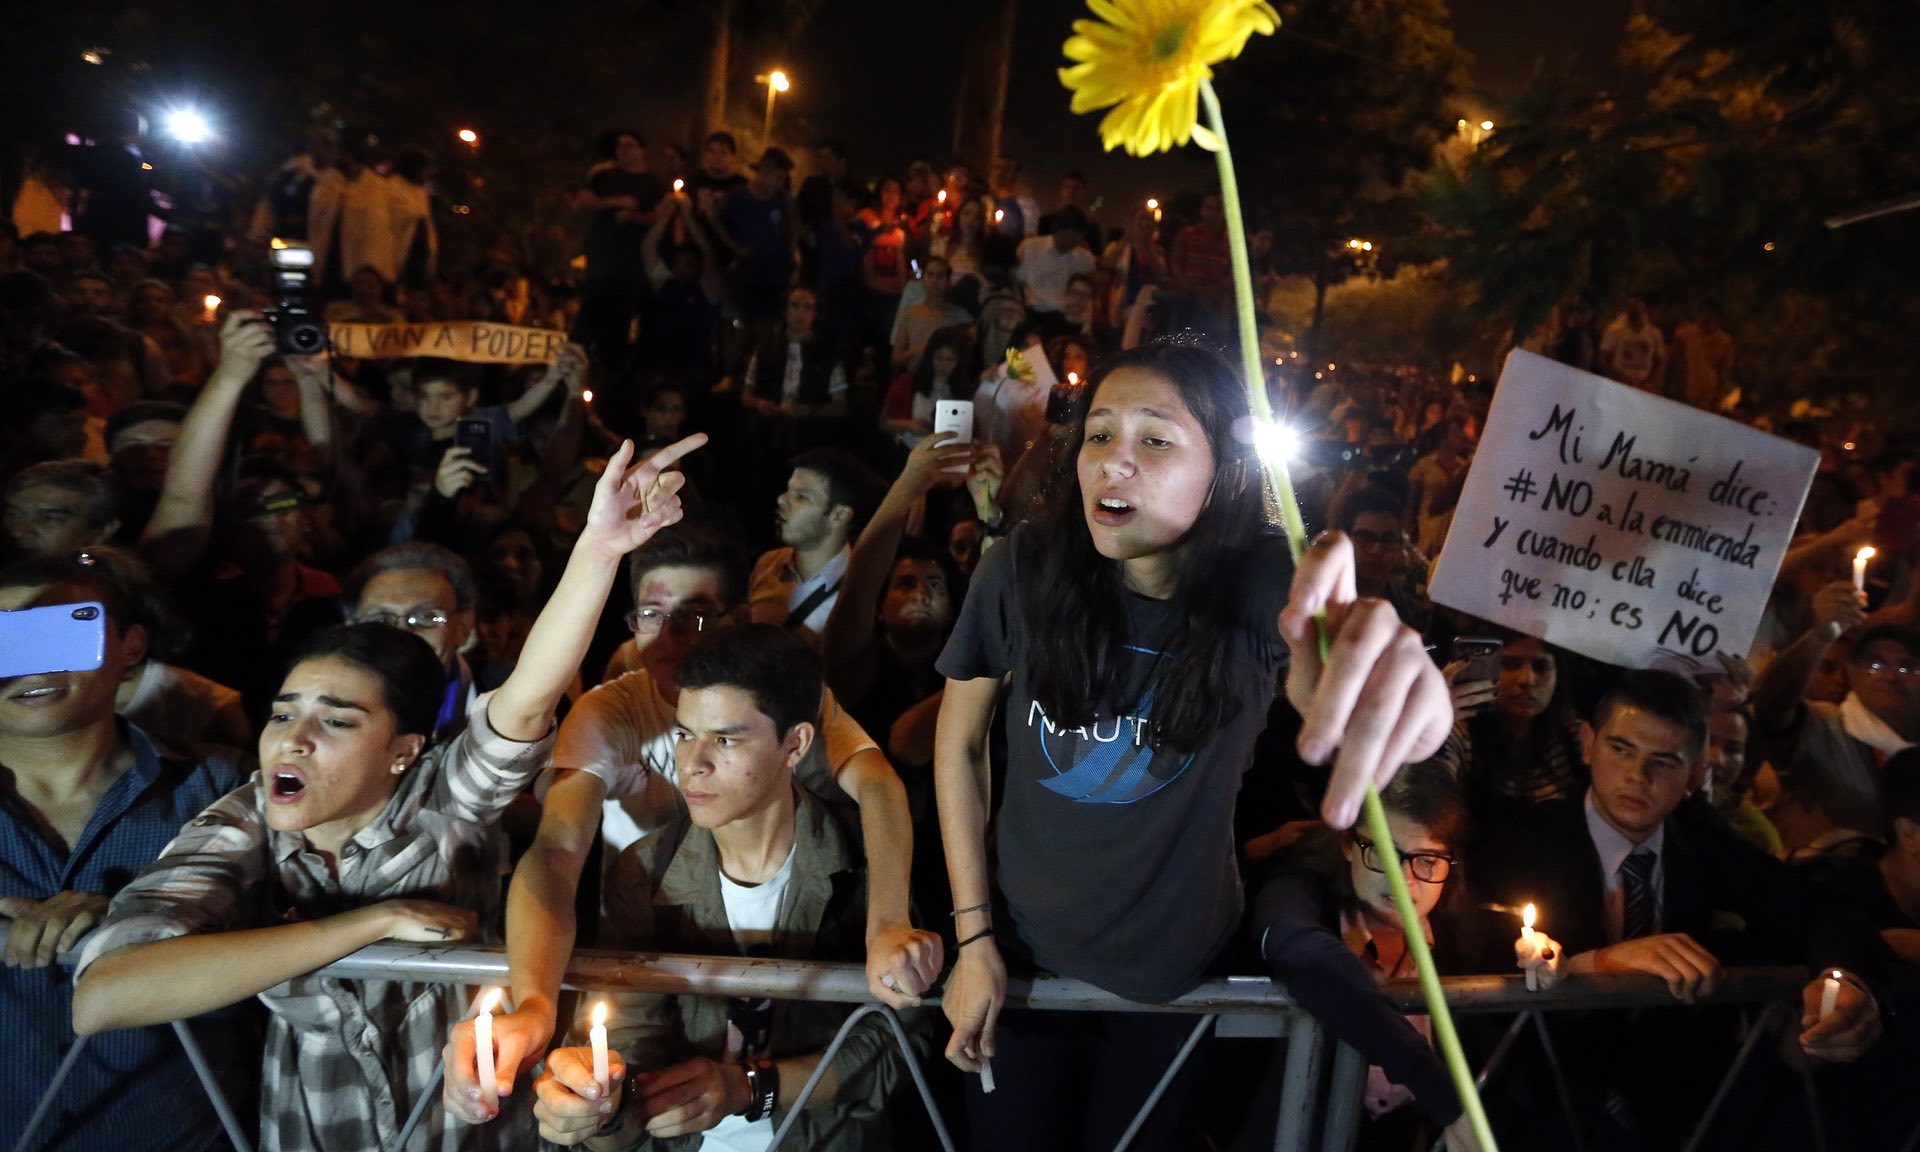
[11,937,1821,1152]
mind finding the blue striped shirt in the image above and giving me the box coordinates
[1,724,249,1152]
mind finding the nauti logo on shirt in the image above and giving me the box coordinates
[1026,647,1196,805]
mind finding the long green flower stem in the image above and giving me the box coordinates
[1199,78,1499,1152]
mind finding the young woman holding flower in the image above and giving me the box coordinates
[934,341,1451,1150]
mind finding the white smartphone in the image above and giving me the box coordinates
[932,399,974,473]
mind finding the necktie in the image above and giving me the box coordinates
[1620,848,1657,941]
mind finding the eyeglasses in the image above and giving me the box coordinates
[357,608,450,632]
[625,607,714,636]
[1857,659,1920,680]
[1354,835,1455,884]
[1348,530,1405,552]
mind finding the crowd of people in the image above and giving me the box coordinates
[1,116,1917,1152]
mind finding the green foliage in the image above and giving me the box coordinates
[1425,0,1920,403]
[1210,0,1469,292]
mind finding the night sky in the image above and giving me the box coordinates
[778,0,1629,216]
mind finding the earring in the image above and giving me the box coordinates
[391,760,409,775]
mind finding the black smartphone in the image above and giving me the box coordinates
[1451,637,1504,685]
[455,418,494,469]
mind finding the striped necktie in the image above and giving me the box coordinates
[1619,848,1657,941]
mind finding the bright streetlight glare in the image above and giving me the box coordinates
[165,108,212,144]
[769,70,790,93]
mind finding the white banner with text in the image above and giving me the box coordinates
[1428,350,1818,668]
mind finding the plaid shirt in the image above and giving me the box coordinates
[77,694,552,1152]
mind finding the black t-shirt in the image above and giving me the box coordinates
[936,527,1292,1000]
[584,165,667,265]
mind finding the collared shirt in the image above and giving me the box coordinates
[545,669,874,865]
[1585,788,1665,944]
[748,545,851,636]
[2,723,248,1152]
[76,695,552,1152]
[1338,904,1436,1119]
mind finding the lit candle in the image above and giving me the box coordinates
[582,388,594,404]
[1819,970,1842,1021]
[1518,903,1541,991]
[201,294,221,324]
[673,178,684,194]
[994,208,1005,224]
[1067,371,1080,387]
[1853,546,1876,593]
[590,1001,611,1096]
[474,987,503,1110]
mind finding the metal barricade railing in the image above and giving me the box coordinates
[11,935,1820,1152]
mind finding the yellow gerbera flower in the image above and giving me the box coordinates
[1059,0,1279,156]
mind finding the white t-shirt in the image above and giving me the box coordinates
[547,669,875,858]
[1016,239,1096,314]
[700,847,794,1152]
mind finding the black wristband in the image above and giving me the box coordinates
[957,927,995,949]
[740,1058,778,1122]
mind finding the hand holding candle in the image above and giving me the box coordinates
[589,1001,611,1097]
[474,987,503,1111]
[1514,903,1561,992]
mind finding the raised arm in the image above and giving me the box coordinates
[823,433,972,699]
[486,433,706,740]
[505,343,584,426]
[141,312,274,571]
[1753,581,1865,730]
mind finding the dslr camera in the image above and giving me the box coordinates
[265,240,328,355]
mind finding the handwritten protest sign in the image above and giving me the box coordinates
[326,321,567,364]
[1429,350,1818,668]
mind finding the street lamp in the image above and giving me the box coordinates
[757,70,791,143]
[164,107,213,145]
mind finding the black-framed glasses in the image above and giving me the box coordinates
[625,607,714,636]
[356,608,451,632]
[1354,834,1455,884]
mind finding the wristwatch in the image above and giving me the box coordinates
[740,1058,779,1122]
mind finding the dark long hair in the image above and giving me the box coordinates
[1017,339,1271,753]
[911,327,973,398]
[283,624,447,739]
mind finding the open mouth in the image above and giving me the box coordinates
[7,679,68,705]
[269,766,309,804]
[1092,497,1136,526]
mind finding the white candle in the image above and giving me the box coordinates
[201,294,221,324]
[673,179,685,195]
[1854,546,1876,593]
[1519,903,1540,992]
[1819,971,1842,1021]
[980,1058,996,1094]
[474,986,503,1109]
[590,1001,611,1096]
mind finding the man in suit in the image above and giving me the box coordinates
[1478,669,1889,1145]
